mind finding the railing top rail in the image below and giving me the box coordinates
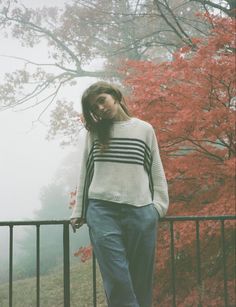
[0,215,235,226]
[0,220,71,226]
[162,215,236,221]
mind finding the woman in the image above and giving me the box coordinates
[70,81,169,307]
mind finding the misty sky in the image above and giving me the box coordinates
[0,0,97,220]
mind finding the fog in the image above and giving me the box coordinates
[0,0,94,221]
[0,0,94,283]
[0,110,68,220]
[0,44,74,220]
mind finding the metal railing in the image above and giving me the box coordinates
[162,215,235,307]
[0,220,70,307]
[0,215,235,307]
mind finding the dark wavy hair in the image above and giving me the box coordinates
[81,81,131,148]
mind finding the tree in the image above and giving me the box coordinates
[0,0,160,115]
[123,13,235,305]
[0,0,230,122]
[124,13,235,216]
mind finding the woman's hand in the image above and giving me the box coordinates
[70,218,85,233]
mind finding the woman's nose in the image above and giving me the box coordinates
[98,104,105,111]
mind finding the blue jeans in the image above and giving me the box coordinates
[86,199,159,307]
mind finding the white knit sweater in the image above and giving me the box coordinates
[71,117,169,219]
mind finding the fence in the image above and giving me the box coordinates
[0,215,235,307]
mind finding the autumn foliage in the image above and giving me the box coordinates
[123,14,236,306]
[124,14,235,217]
[74,246,93,263]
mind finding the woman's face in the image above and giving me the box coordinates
[89,93,119,120]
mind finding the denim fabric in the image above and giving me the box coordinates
[86,199,159,307]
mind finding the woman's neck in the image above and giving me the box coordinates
[113,105,131,121]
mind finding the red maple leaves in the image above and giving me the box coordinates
[123,14,235,306]
[74,246,92,263]
[124,14,235,218]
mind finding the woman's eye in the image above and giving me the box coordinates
[90,96,106,114]
[98,98,105,104]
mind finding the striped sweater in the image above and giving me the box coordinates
[71,117,169,219]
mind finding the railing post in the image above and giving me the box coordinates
[221,220,228,307]
[170,221,176,307]
[196,220,202,307]
[9,225,13,307]
[63,222,70,307]
[36,224,40,307]
[92,251,97,307]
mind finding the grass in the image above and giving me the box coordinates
[0,259,107,307]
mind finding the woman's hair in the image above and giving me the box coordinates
[81,81,131,148]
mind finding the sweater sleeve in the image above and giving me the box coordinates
[70,130,90,219]
[150,128,169,218]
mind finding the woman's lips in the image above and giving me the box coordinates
[102,110,110,117]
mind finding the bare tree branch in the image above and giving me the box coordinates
[153,0,195,47]
[190,0,236,17]
[163,0,195,43]
[2,7,82,72]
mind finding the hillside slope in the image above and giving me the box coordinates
[0,259,106,307]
